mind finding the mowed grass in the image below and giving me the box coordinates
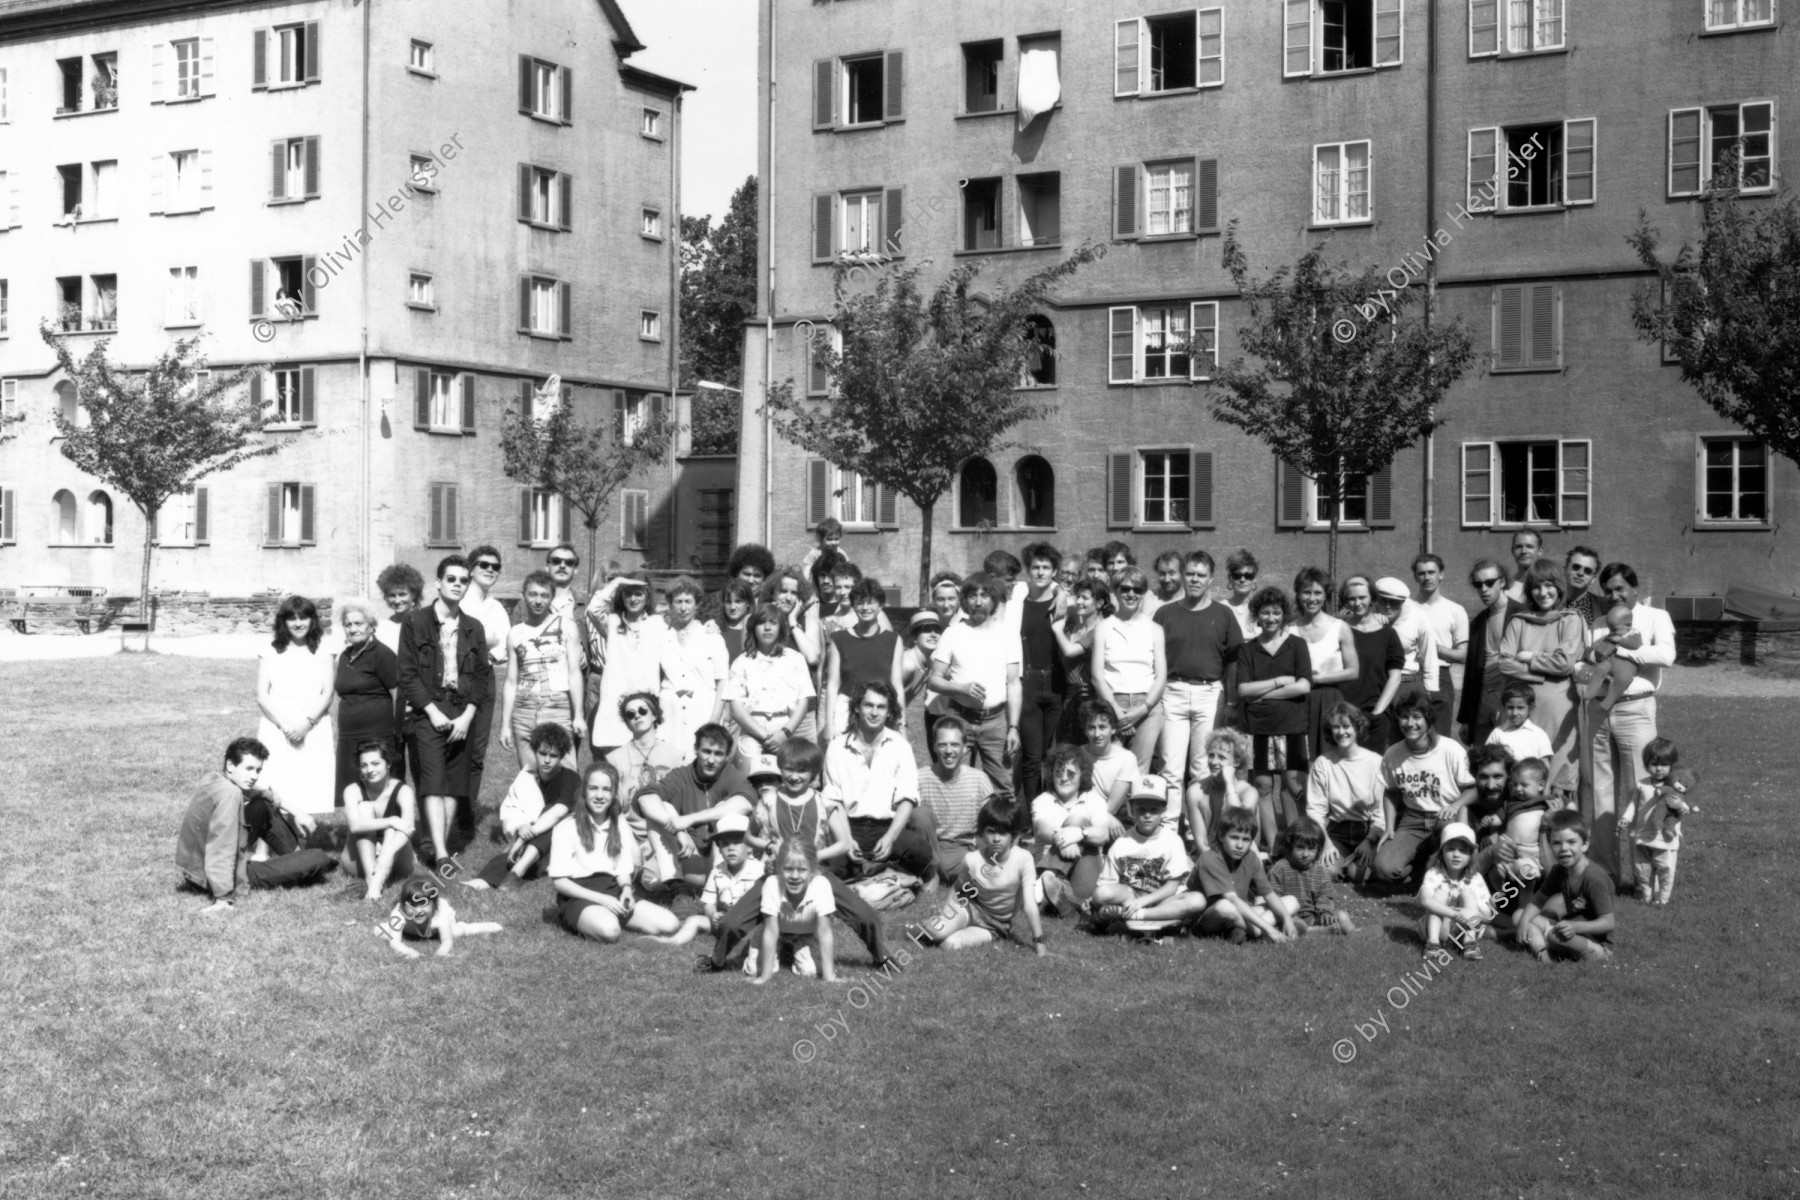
[3,657,1798,1200]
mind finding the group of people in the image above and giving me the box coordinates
[175,523,1696,975]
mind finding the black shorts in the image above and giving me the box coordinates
[556,872,623,929]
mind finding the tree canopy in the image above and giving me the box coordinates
[680,176,757,455]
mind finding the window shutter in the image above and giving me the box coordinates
[559,172,573,231]
[560,66,573,125]
[1195,158,1219,233]
[303,21,321,82]
[518,487,533,545]
[1198,8,1223,87]
[813,59,835,130]
[518,276,532,332]
[518,164,533,221]
[1468,128,1498,211]
[430,483,445,544]
[1109,307,1137,384]
[302,256,317,313]
[1468,0,1499,55]
[518,55,533,112]
[812,192,837,263]
[271,140,286,200]
[1375,0,1403,65]
[650,393,667,426]
[1668,108,1702,196]
[612,390,628,440]
[519,377,536,418]
[1112,164,1139,239]
[303,136,321,198]
[1559,439,1591,526]
[646,496,672,563]
[152,42,165,103]
[253,28,268,89]
[1368,462,1395,527]
[1527,283,1558,368]
[558,282,572,339]
[200,152,213,206]
[884,50,904,121]
[149,154,164,214]
[444,485,459,543]
[1563,118,1595,205]
[1188,301,1218,380]
[200,38,215,95]
[807,459,829,528]
[1284,0,1313,77]
[1101,452,1131,529]
[250,370,264,411]
[250,259,266,318]
[1114,18,1141,96]
[877,483,899,529]
[883,186,904,255]
[1494,284,1523,368]
[1,488,11,542]
[299,366,316,425]
[461,375,477,433]
[299,484,316,543]
[194,486,209,543]
[414,367,430,429]
[265,483,281,543]
[1276,458,1306,528]
[1461,441,1495,526]
[807,330,829,395]
[1188,451,1215,528]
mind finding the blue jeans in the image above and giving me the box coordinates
[1374,809,1441,887]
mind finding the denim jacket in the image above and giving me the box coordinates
[399,603,494,715]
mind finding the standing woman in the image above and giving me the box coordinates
[375,564,424,655]
[1236,586,1313,845]
[1090,568,1166,773]
[709,578,758,665]
[822,578,903,742]
[1288,566,1360,762]
[1054,578,1112,745]
[1496,559,1586,799]
[500,570,585,770]
[760,566,822,668]
[661,576,731,753]
[333,599,400,802]
[726,604,816,770]
[586,573,670,758]
[398,556,494,867]
[256,596,337,816]
[1338,575,1404,752]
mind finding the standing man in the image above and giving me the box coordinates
[1155,550,1241,801]
[461,544,513,838]
[399,555,494,869]
[1585,563,1675,882]
[1504,531,1542,604]
[546,543,584,622]
[1146,551,1184,618]
[926,573,1022,800]
[1014,542,1068,804]
[1456,560,1519,747]
[1413,554,1469,736]
[1564,546,1604,629]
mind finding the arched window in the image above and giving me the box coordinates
[52,488,78,543]
[1020,315,1056,387]
[55,381,82,428]
[86,490,113,545]
[958,457,998,528]
[1016,456,1055,529]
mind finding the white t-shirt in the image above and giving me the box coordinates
[462,591,512,663]
[931,616,1021,708]
[1419,864,1493,917]
[1380,738,1474,816]
[1097,826,1192,895]
[1390,601,1441,687]
[1417,593,1471,691]
[547,816,641,880]
[1082,742,1141,803]
[760,872,836,933]
[1487,721,1554,764]
[1098,616,1158,693]
[1305,745,1387,828]
[727,648,815,714]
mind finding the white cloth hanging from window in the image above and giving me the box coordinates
[1016,48,1060,128]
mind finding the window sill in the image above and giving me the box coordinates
[1308,219,1374,231]
[1138,232,1206,243]
[155,93,211,106]
[53,106,119,120]
[152,542,204,549]
[1693,520,1773,531]
[1494,204,1578,217]
[164,321,203,330]
[950,525,1057,535]
[406,302,437,313]
[1113,378,1202,388]
[953,242,1062,257]
[47,542,115,549]
[1127,85,1219,100]
[1488,364,1564,374]
[1131,524,1192,533]
[954,103,1062,121]
[1669,187,1775,201]
[254,314,318,324]
[641,233,665,243]
[1014,383,1058,392]
[522,111,569,127]
[410,186,438,196]
[267,197,316,207]
[639,336,664,344]
[1481,45,1571,57]
[407,67,438,80]
[1299,524,1375,534]
[822,121,893,135]
[641,132,666,143]
[55,215,120,227]
[1699,22,1778,35]
[157,206,215,218]
[416,425,469,436]
[262,542,315,550]
[519,330,570,342]
[519,219,568,232]
[263,422,316,433]
[258,81,320,94]
[1306,66,1381,79]
[425,540,464,550]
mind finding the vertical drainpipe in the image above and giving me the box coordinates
[669,88,683,566]
[1421,0,1438,556]
[358,0,373,591]
[763,0,777,547]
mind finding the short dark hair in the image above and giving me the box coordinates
[1077,699,1117,730]
[960,572,1005,604]
[521,569,555,595]
[224,736,271,767]
[1468,558,1510,586]
[665,574,704,602]
[468,544,502,569]
[1323,700,1368,740]
[1248,586,1291,624]
[1294,565,1332,598]
[1152,551,1183,573]
[550,541,579,564]
[694,723,734,755]
[1046,744,1092,793]
[775,736,822,777]
[436,553,470,581]
[376,562,425,601]
[618,691,663,726]
[727,543,777,579]
[810,550,847,592]
[1226,548,1258,576]
[1392,689,1436,730]
[1183,549,1216,573]
[983,550,1022,579]
[1468,742,1516,776]
[1102,540,1135,565]
[528,723,574,759]
[852,679,901,727]
[829,560,863,586]
[1411,553,1445,573]
[975,796,1021,835]
[354,739,401,773]
[1499,682,1534,709]
[1513,757,1550,785]
[1643,737,1680,767]
[1021,541,1061,569]
[1280,818,1327,857]
[1546,808,1589,840]
[816,517,844,540]
[1564,545,1600,567]
[1216,806,1260,843]
[849,577,886,606]
[1599,562,1638,589]
[931,715,969,742]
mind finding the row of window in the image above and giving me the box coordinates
[792,437,1771,537]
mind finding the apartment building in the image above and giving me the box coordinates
[0,0,689,601]
[738,0,1795,602]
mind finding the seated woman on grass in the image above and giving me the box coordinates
[339,740,417,900]
[550,761,680,943]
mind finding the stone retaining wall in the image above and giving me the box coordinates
[1674,620,1800,669]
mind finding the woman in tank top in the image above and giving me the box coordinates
[1287,565,1361,763]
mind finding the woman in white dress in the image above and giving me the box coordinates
[660,576,730,753]
[256,596,338,816]
[585,573,670,756]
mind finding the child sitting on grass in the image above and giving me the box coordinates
[749,838,838,983]
[646,813,764,945]
[1514,809,1616,963]
[377,877,502,959]
[1485,683,1553,764]
[1620,738,1695,905]
[1264,820,1356,935]
[550,762,681,944]
[918,798,1048,955]
[749,739,855,874]
[1184,727,1260,853]
[466,723,578,890]
[339,741,417,900]
[1089,781,1194,934]
[1189,807,1294,943]
[1033,745,1121,909]
[1417,821,1494,960]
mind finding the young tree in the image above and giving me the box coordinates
[764,247,1102,601]
[681,176,757,455]
[1207,227,1479,588]
[499,380,675,587]
[1628,169,1800,465]
[41,325,276,622]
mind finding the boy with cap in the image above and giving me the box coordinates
[646,812,766,946]
[1373,577,1441,715]
[1089,778,1195,931]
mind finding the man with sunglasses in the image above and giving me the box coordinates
[460,544,513,839]
[1563,547,1604,630]
[1455,560,1521,747]
[545,543,584,621]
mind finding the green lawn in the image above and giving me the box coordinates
[4,657,1797,1200]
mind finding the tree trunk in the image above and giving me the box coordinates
[584,514,601,595]
[1325,472,1341,612]
[916,496,936,606]
[139,502,156,625]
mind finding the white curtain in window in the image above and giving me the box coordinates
[1017,48,1060,128]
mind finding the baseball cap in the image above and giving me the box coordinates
[746,755,782,785]
[1128,778,1170,808]
[1374,576,1411,603]
[714,813,750,836]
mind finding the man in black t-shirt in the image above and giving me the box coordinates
[1154,551,1243,798]
[639,724,755,891]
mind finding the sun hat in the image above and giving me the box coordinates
[1373,576,1411,603]
[1439,821,1477,850]
[714,813,750,836]
[907,610,944,635]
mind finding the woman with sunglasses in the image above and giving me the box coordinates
[499,570,585,770]
[1090,568,1167,774]
[606,691,687,876]
[1457,561,1521,746]
[1223,549,1263,640]
[585,571,671,759]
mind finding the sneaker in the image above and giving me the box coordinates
[1461,941,1484,961]
[791,946,818,978]
[741,947,760,978]
[1094,903,1129,923]
[1422,941,1443,961]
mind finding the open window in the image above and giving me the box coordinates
[1285,0,1402,77]
[962,177,1001,250]
[86,490,113,544]
[1468,119,1595,210]
[1019,315,1056,388]
[518,56,572,123]
[253,22,321,89]
[270,136,321,202]
[53,488,78,542]
[815,51,904,129]
[957,457,999,528]
[963,40,1002,113]
[264,481,317,546]
[1668,101,1774,195]
[1116,9,1221,96]
[1018,173,1061,246]
[1461,439,1590,527]
[1015,456,1056,528]
[518,275,572,339]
